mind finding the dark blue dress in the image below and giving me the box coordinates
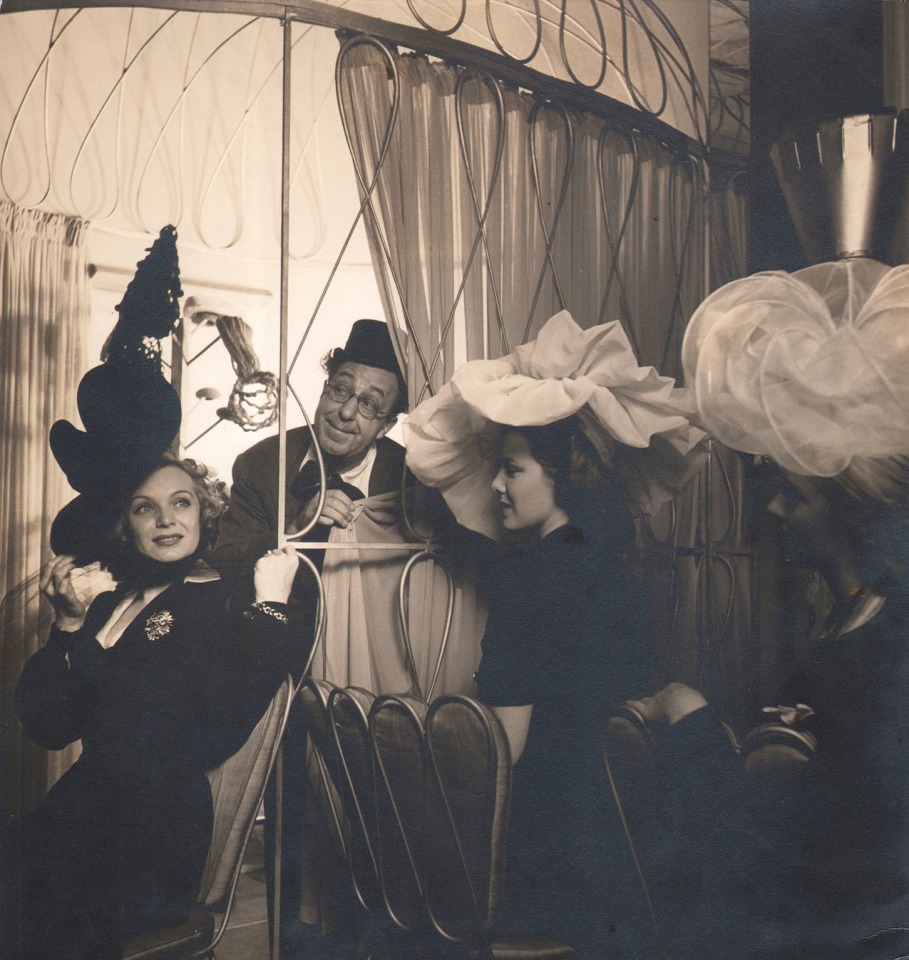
[3,576,301,960]
[474,523,653,957]
[655,589,909,959]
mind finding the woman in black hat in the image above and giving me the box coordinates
[2,227,308,960]
[3,454,305,960]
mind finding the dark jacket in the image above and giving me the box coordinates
[653,596,909,960]
[475,523,653,954]
[6,576,299,960]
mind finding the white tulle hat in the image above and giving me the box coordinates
[404,310,707,540]
[681,258,909,480]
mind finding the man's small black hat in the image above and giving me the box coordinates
[338,318,404,381]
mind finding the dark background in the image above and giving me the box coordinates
[749,0,885,272]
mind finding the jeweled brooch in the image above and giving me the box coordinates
[145,610,174,642]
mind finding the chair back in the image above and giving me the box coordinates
[200,674,294,907]
[369,694,429,931]
[422,695,511,946]
[303,685,573,959]
[297,677,347,863]
[739,719,817,801]
[326,686,382,913]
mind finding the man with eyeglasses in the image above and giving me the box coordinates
[211,319,409,959]
[212,318,408,595]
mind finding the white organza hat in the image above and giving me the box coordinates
[404,310,707,540]
[682,258,909,481]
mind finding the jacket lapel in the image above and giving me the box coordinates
[281,428,313,520]
[369,438,406,497]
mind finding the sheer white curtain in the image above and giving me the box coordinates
[1,201,89,819]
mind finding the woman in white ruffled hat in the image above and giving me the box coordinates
[628,258,909,959]
[405,310,705,958]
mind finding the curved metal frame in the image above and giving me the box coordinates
[0,0,753,705]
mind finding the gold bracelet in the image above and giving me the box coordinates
[251,602,289,625]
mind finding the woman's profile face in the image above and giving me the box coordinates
[128,465,202,562]
[491,430,568,538]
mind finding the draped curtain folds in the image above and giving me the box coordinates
[337,41,706,390]
[336,40,765,708]
[0,201,89,821]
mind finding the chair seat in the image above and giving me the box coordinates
[476,931,577,960]
[121,910,215,960]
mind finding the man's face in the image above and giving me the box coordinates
[314,361,399,469]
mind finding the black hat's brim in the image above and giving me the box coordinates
[50,494,124,565]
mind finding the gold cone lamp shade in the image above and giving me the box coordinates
[770,110,909,263]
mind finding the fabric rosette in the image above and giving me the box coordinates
[681,258,909,478]
[404,310,707,540]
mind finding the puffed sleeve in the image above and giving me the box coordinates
[209,450,277,584]
[15,626,89,750]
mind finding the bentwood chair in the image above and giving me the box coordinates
[296,677,347,869]
[121,674,294,960]
[326,686,383,917]
[372,692,577,960]
[601,702,822,960]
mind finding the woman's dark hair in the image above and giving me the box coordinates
[322,349,409,416]
[104,455,228,586]
[503,416,634,549]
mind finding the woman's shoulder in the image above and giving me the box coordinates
[164,564,230,607]
[544,522,634,567]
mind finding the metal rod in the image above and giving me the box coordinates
[0,0,721,161]
[277,14,291,549]
[287,541,432,551]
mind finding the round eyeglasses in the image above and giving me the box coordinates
[322,381,390,420]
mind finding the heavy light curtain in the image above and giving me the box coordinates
[1,201,89,820]
[336,40,755,704]
[337,40,705,391]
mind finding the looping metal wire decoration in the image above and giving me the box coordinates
[662,151,701,376]
[454,69,508,360]
[406,0,467,36]
[705,445,742,551]
[334,36,435,400]
[596,126,639,350]
[0,3,743,254]
[523,99,573,342]
[558,0,608,91]
[486,0,543,65]
[398,549,455,703]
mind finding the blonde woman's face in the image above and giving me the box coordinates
[491,431,568,538]
[128,465,201,562]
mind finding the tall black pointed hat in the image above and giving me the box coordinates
[50,225,184,562]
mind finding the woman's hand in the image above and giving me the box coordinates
[253,546,300,604]
[39,555,88,631]
[625,682,708,727]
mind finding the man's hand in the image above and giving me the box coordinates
[625,682,708,727]
[286,489,356,534]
